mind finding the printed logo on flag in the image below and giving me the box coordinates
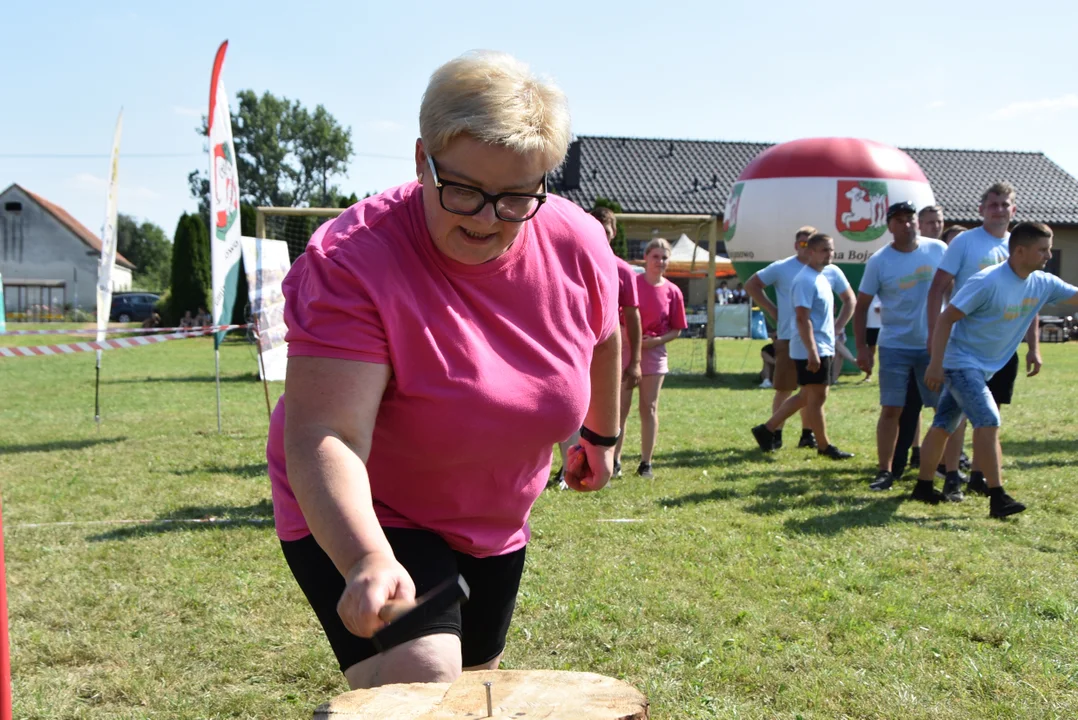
[835,180,888,242]
[723,182,744,243]
[213,143,239,241]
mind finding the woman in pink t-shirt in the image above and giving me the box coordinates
[268,52,620,691]
[621,238,687,479]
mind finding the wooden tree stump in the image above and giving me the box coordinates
[315,669,649,719]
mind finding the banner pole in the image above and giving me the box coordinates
[254,319,272,421]
[94,349,102,427]
[0,497,11,720]
[215,349,223,433]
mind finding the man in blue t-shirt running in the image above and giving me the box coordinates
[915,222,1078,517]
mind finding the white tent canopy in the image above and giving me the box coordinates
[668,233,729,263]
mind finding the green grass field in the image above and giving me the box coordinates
[1,328,1076,719]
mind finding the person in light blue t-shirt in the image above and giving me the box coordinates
[916,222,1078,518]
[925,182,1042,495]
[752,233,855,460]
[746,227,855,451]
[853,201,947,491]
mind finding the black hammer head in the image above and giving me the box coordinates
[371,574,471,653]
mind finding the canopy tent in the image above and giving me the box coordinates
[632,233,737,279]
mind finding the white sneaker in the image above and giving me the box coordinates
[759,379,773,389]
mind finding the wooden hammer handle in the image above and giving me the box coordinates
[377,598,416,623]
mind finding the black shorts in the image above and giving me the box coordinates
[987,352,1019,405]
[795,356,833,386]
[280,528,526,672]
[866,328,880,348]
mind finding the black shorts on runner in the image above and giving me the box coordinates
[987,352,1019,405]
[795,356,833,386]
[280,528,526,672]
[866,328,880,348]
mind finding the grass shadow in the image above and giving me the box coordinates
[1004,438,1075,470]
[660,447,765,469]
[662,373,760,390]
[87,500,274,542]
[105,372,261,384]
[171,462,268,479]
[0,436,127,456]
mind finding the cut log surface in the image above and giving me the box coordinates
[315,669,649,719]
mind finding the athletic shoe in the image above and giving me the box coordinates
[774,429,783,450]
[989,491,1026,518]
[547,467,565,490]
[818,444,854,460]
[751,424,776,452]
[759,378,773,389]
[910,480,945,505]
[910,447,921,469]
[959,452,972,472]
[798,430,818,449]
[637,462,654,479]
[613,460,622,478]
[967,473,990,497]
[936,464,969,483]
[869,470,895,491]
[942,474,965,502]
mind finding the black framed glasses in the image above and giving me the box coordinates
[426,155,546,222]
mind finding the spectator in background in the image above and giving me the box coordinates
[733,282,749,304]
[629,238,688,478]
[759,333,777,388]
[716,281,733,305]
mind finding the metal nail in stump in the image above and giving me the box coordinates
[483,681,493,717]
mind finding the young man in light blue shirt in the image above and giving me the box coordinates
[916,222,1078,516]
[854,201,947,490]
[925,182,1041,495]
[753,233,856,460]
[746,227,855,450]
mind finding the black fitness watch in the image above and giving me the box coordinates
[579,425,620,447]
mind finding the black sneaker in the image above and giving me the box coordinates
[751,424,776,452]
[637,461,654,479]
[910,447,921,469]
[989,491,1026,518]
[967,473,990,497]
[910,480,945,504]
[937,464,968,483]
[798,430,818,449]
[959,452,972,472]
[774,429,784,450]
[942,474,965,502]
[869,470,894,491]
[613,460,622,478]
[818,444,854,460]
[547,467,565,490]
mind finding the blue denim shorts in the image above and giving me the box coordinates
[878,346,939,408]
[931,368,1001,432]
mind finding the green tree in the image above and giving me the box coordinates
[166,213,212,325]
[593,196,628,259]
[188,90,354,212]
[117,214,172,292]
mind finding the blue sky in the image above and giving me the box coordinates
[3,0,1076,238]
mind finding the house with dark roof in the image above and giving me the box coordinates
[1,183,136,317]
[550,136,1078,295]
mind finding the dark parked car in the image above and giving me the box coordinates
[109,292,160,323]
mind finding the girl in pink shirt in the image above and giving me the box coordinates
[269,52,621,691]
[623,238,687,478]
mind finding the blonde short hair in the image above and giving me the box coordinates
[644,237,672,256]
[419,51,571,172]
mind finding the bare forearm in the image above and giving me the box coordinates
[835,297,855,333]
[625,308,642,364]
[285,429,392,577]
[746,277,777,319]
[797,317,816,356]
[853,302,869,350]
[584,330,621,436]
[1024,315,1039,351]
[931,317,957,362]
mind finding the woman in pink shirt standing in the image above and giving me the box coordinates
[267,52,620,691]
[624,238,687,478]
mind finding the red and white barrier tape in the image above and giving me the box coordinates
[2,324,249,336]
[0,324,250,359]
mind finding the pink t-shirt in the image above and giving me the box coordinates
[267,182,618,557]
[637,276,687,337]
[616,259,639,311]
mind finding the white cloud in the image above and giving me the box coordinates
[173,105,203,118]
[993,93,1078,118]
[927,100,945,109]
[69,173,160,200]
